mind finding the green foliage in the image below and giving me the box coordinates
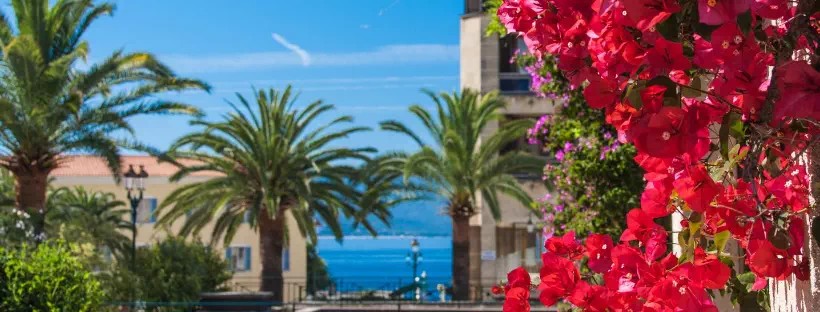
[483,0,506,37]
[379,89,543,219]
[306,244,332,295]
[99,237,232,304]
[0,0,208,202]
[518,55,644,237]
[0,242,103,311]
[46,186,132,258]
[157,86,384,245]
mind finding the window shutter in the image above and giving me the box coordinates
[283,248,290,271]
[225,247,232,270]
[245,247,251,271]
[149,198,158,223]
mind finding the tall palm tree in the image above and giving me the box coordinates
[47,186,131,258]
[156,86,382,301]
[0,0,209,214]
[379,89,544,300]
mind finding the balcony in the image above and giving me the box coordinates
[499,73,532,94]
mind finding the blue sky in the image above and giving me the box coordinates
[82,0,463,153]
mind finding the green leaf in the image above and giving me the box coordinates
[655,14,680,42]
[714,230,730,256]
[622,81,646,109]
[719,112,742,159]
[737,10,753,35]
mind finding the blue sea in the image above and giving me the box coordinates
[317,236,453,291]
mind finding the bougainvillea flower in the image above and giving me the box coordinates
[586,234,614,273]
[620,209,662,243]
[497,0,545,34]
[584,75,621,110]
[622,0,681,31]
[753,0,789,19]
[644,227,668,261]
[503,267,532,312]
[606,101,640,132]
[641,182,672,218]
[568,281,609,311]
[646,38,691,75]
[551,0,597,18]
[689,248,731,289]
[640,85,668,114]
[538,252,580,306]
[747,239,789,277]
[673,164,722,212]
[772,61,820,122]
[710,23,747,61]
[632,107,702,158]
[604,245,646,293]
[693,34,721,69]
[698,0,752,25]
[545,231,585,260]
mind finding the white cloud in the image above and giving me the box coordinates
[161,44,459,74]
[360,24,371,29]
[271,33,311,66]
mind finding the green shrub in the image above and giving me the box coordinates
[0,242,103,311]
[100,236,232,305]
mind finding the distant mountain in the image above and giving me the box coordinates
[318,200,452,236]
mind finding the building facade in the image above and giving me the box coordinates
[51,155,307,300]
[461,0,559,299]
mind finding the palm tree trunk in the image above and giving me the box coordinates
[258,208,285,303]
[451,215,470,301]
[14,170,48,213]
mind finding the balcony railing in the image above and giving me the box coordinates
[499,72,532,94]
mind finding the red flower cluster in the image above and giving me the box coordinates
[498,0,820,310]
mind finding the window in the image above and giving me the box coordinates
[243,210,251,223]
[226,246,252,272]
[499,35,532,93]
[283,248,290,272]
[136,197,157,223]
[499,115,549,163]
[464,0,485,14]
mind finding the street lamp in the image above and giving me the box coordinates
[124,164,148,270]
[406,239,423,299]
[526,214,535,234]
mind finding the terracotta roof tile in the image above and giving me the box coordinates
[51,155,223,177]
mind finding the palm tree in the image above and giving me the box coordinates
[156,86,380,301]
[0,0,209,214]
[379,89,544,300]
[47,186,131,258]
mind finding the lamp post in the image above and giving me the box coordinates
[124,164,148,271]
[406,239,423,300]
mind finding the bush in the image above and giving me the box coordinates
[517,54,645,238]
[100,236,233,305]
[0,242,103,311]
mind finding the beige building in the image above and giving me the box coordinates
[461,0,558,299]
[51,155,307,300]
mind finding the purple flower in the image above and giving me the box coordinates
[554,205,564,212]
[603,132,613,140]
[555,150,564,161]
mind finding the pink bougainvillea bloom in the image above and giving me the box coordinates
[538,252,580,306]
[545,231,584,260]
[586,234,614,273]
[698,0,752,25]
[646,38,692,74]
[503,267,532,312]
[622,0,681,31]
[673,164,722,213]
[772,61,820,122]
